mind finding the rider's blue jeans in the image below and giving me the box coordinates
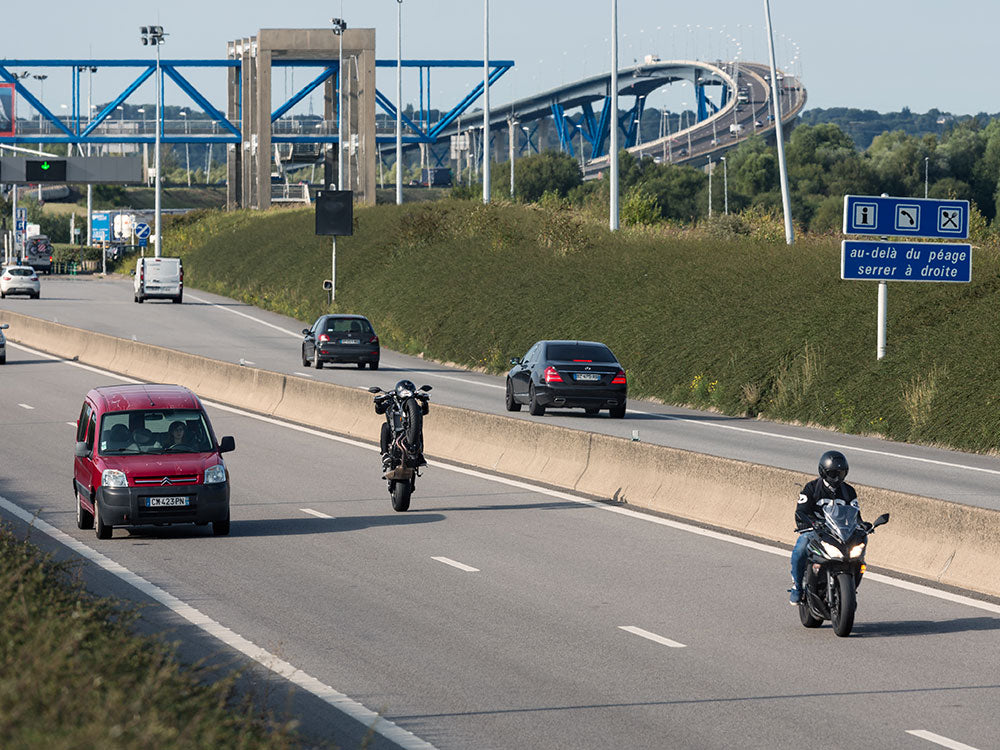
[790,531,814,588]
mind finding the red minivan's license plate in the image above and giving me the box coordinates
[146,496,189,508]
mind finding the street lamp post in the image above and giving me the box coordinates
[721,155,728,214]
[331,18,347,192]
[79,65,97,259]
[924,156,929,198]
[32,74,47,130]
[141,25,166,257]
[609,0,619,231]
[395,1,403,205]
[180,111,191,187]
[482,0,491,203]
[764,0,793,245]
[708,156,713,218]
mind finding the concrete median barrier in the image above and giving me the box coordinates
[4,306,1000,600]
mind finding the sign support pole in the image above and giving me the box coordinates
[877,281,887,360]
[331,236,337,303]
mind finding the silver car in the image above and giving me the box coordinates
[0,323,8,364]
[1,266,41,299]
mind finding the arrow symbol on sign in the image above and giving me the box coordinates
[41,161,50,170]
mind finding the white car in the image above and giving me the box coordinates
[0,323,8,364]
[0,266,40,299]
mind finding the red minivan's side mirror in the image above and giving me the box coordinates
[219,436,236,453]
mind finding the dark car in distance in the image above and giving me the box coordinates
[302,314,380,370]
[505,340,627,418]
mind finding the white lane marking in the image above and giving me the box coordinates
[0,494,437,750]
[627,406,1000,479]
[618,626,686,649]
[294,371,314,378]
[184,292,302,339]
[67,421,76,427]
[906,730,982,750]
[183,292,503,390]
[301,508,334,519]
[431,556,480,572]
[18,403,34,410]
[10,340,1000,616]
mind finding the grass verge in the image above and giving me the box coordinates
[160,199,1000,454]
[0,521,318,748]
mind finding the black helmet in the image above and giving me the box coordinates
[818,450,849,487]
[395,379,416,399]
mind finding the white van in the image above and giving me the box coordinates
[134,257,183,304]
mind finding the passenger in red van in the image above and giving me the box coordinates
[74,384,236,540]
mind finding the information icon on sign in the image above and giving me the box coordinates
[853,203,877,229]
[894,205,920,232]
[938,207,962,234]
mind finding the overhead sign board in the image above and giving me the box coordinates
[0,156,142,184]
[843,195,969,240]
[841,240,971,283]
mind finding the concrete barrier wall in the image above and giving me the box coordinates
[5,307,1000,599]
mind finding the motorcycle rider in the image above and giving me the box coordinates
[377,379,428,473]
[789,450,861,604]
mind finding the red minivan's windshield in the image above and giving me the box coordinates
[98,409,214,456]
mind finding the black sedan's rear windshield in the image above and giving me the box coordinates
[325,318,373,335]
[545,343,617,362]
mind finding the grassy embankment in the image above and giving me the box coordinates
[0,522,317,748]
[159,199,1000,455]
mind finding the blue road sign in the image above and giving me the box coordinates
[841,241,971,283]
[91,211,111,244]
[843,195,969,239]
[134,222,151,239]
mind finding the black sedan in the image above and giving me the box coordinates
[505,340,627,418]
[301,314,380,369]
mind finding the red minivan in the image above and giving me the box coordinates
[73,384,236,539]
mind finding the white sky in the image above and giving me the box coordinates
[0,1,994,120]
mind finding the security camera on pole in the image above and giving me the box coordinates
[141,25,166,257]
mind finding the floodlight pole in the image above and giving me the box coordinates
[482,0,491,203]
[609,0,619,231]
[764,0,793,245]
[396,0,403,205]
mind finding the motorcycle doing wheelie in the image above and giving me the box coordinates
[369,380,431,512]
[797,504,890,637]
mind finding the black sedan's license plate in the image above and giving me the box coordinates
[574,372,602,381]
[145,496,189,508]
[340,338,361,345]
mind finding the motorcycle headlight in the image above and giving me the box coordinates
[101,469,128,488]
[849,543,866,559]
[204,464,227,484]
[820,541,844,560]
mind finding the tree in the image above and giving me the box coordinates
[512,151,582,202]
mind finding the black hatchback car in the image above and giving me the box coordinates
[301,314,380,369]
[505,340,627,418]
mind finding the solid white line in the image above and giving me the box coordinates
[10,339,1000,618]
[618,625,686,648]
[431,556,480,572]
[294,371,314,378]
[66,421,76,427]
[627,406,1000,478]
[18,403,34,410]
[906,729,981,750]
[184,293,302,339]
[301,508,334,519]
[0,494,437,750]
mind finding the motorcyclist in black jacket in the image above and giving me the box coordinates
[789,450,861,604]
[376,379,428,473]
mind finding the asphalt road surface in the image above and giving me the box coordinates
[1,331,999,749]
[4,275,1000,513]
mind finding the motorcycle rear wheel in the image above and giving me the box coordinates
[390,479,412,512]
[831,572,857,637]
[798,598,823,628]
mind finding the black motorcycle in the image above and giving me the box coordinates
[797,504,889,637]
[369,383,431,512]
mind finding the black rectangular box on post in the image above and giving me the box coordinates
[315,190,353,236]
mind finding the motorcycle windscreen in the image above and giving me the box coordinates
[823,504,860,542]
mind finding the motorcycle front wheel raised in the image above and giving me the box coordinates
[390,478,413,512]
[830,572,857,637]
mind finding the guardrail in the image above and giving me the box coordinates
[271,183,311,204]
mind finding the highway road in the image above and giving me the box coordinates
[4,276,1000,514]
[1,318,999,749]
